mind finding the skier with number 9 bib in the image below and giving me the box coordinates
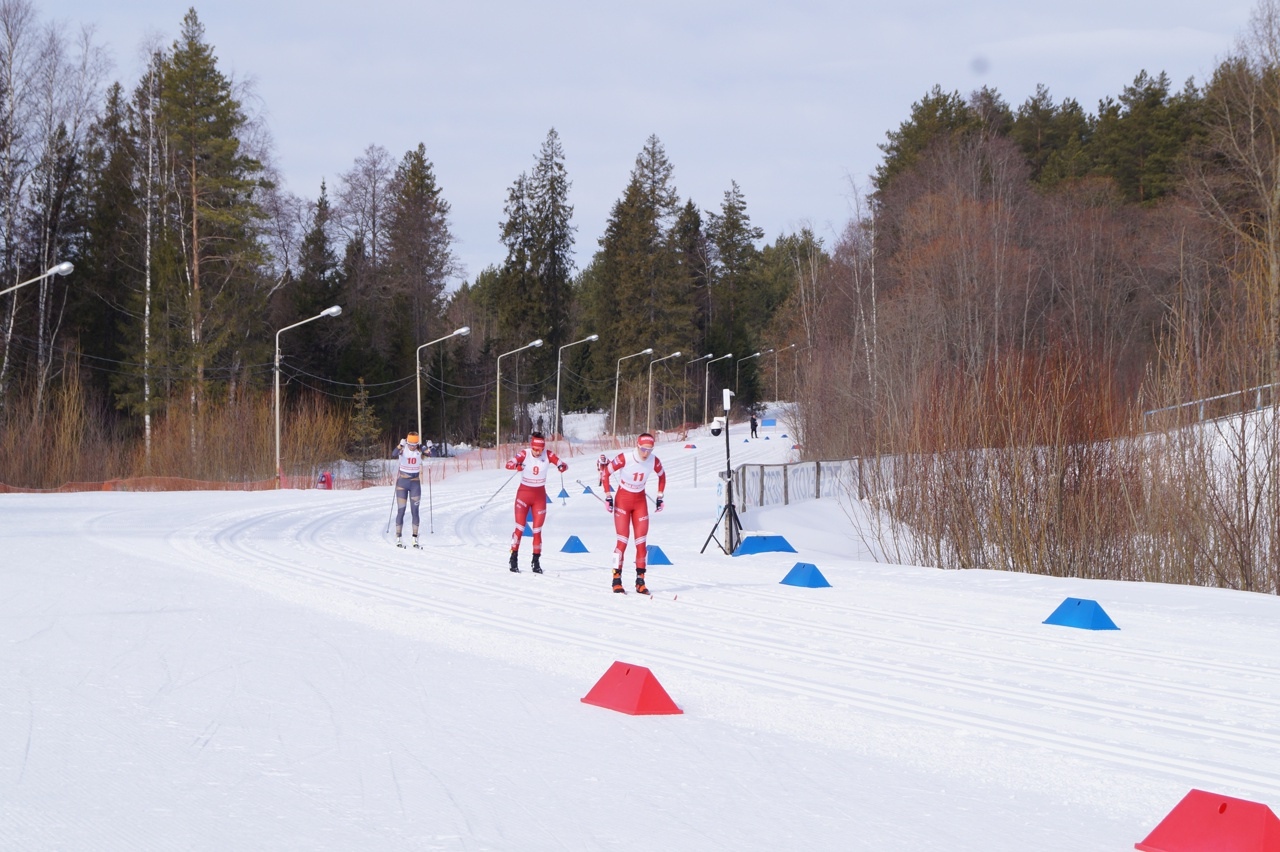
[504,431,566,573]
[602,433,666,594]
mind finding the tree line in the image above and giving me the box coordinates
[1,0,1278,578]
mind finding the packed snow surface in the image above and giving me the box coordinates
[4,420,1279,850]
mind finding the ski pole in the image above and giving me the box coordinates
[574,479,606,504]
[481,470,520,509]
[383,483,398,535]
[427,468,434,534]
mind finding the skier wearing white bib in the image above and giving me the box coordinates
[392,431,425,548]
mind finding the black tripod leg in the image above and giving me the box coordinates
[701,504,730,554]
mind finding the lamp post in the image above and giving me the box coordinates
[646,350,682,433]
[683,353,713,428]
[735,350,769,395]
[275,305,342,488]
[704,353,732,425]
[772,343,796,400]
[496,339,543,450]
[555,333,598,440]
[612,347,653,437]
[0,261,73,298]
[416,326,470,441]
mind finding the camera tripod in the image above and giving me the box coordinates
[701,472,743,555]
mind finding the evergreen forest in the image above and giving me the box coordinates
[3,2,1280,591]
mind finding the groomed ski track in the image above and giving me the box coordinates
[67,431,1277,819]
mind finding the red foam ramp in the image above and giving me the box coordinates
[1136,789,1280,851]
[580,661,683,715]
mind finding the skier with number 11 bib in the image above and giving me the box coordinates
[602,433,666,594]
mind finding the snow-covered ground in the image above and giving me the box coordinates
[3,417,1279,850]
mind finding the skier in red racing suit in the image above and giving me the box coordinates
[504,431,566,573]
[602,432,666,594]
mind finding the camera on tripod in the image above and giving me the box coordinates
[702,388,742,555]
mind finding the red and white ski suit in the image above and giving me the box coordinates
[603,449,666,571]
[505,446,566,554]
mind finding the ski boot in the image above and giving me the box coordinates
[531,553,543,574]
[509,549,520,573]
[412,535,421,550]
[635,567,650,596]
[612,568,624,593]
[395,536,405,549]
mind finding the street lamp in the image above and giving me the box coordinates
[416,326,470,440]
[735,350,770,395]
[612,347,653,437]
[772,343,796,400]
[555,333,598,440]
[495,338,543,450]
[0,261,73,298]
[647,350,682,433]
[704,353,732,425]
[683,353,713,428]
[275,305,342,487]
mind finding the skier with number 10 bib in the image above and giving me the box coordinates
[602,433,666,594]
[392,431,425,548]
[504,431,567,573]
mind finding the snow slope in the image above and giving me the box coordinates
[3,422,1279,850]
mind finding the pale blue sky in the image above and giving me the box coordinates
[41,0,1254,281]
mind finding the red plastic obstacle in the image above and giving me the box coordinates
[1136,789,1280,851]
[580,661,683,716]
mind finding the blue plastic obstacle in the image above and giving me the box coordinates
[557,487,570,499]
[581,484,595,495]
[523,520,534,536]
[780,562,830,588]
[732,534,798,556]
[561,535,589,553]
[646,545,673,565]
[764,436,770,440]
[1043,597,1119,630]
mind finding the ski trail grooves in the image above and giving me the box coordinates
[155,495,1280,802]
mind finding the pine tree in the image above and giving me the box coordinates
[706,181,764,368]
[160,8,267,419]
[349,377,382,482]
[285,181,342,379]
[529,128,575,362]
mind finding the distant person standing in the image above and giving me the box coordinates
[750,414,759,438]
[596,453,609,487]
[602,433,667,595]
[504,431,567,573]
[392,431,425,549]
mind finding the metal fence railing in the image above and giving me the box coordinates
[733,458,879,511]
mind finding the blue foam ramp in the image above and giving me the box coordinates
[780,563,830,588]
[561,535,589,553]
[646,545,673,565]
[1043,597,1119,630]
[732,534,798,556]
